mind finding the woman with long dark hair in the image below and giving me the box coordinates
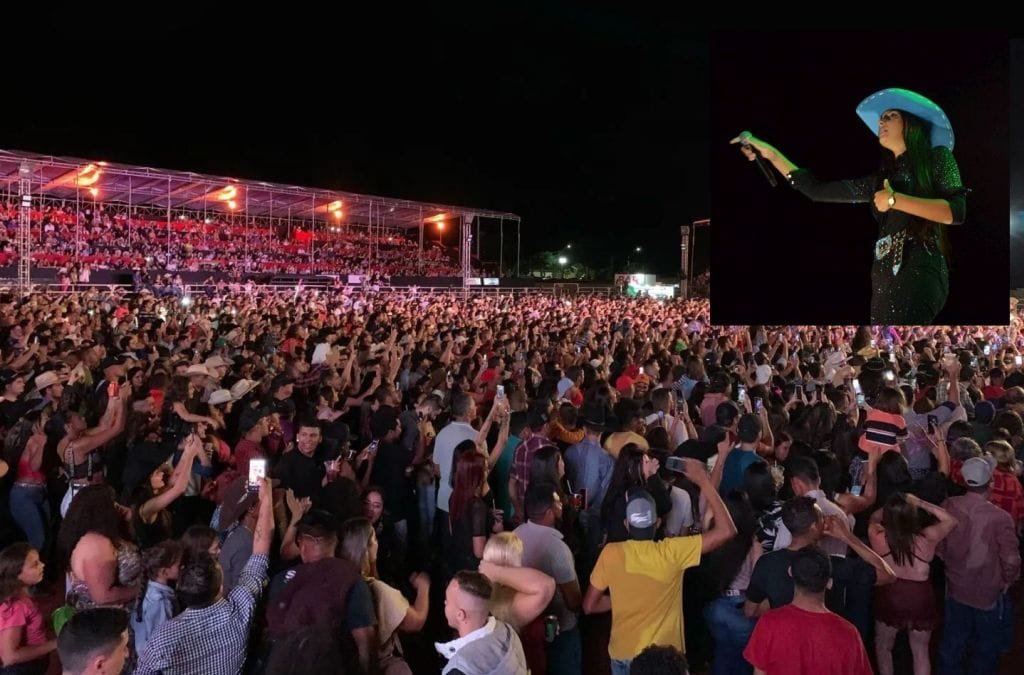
[734,88,966,323]
[600,443,670,543]
[701,491,760,675]
[0,543,55,675]
[3,413,50,553]
[868,493,957,675]
[448,449,501,572]
[57,484,140,612]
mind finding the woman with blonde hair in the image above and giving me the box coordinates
[479,532,555,675]
[338,517,430,675]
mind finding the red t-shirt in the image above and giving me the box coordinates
[982,384,1006,401]
[743,604,872,675]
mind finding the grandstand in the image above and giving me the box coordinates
[0,148,521,285]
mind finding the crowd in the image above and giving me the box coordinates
[0,201,470,277]
[0,286,1018,674]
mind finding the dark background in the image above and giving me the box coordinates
[711,31,1009,325]
[0,7,709,281]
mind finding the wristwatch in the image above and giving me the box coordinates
[887,192,896,209]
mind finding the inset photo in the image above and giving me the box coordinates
[711,31,1008,325]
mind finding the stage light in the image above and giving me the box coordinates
[328,200,343,211]
[76,164,102,187]
[204,218,211,224]
[88,188,98,198]
[437,221,444,231]
[228,201,238,210]
[216,185,238,202]
[180,296,192,307]
[635,246,642,252]
[333,210,343,220]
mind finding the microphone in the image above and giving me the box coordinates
[738,131,778,188]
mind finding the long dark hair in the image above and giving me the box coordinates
[0,543,34,604]
[702,491,758,595]
[1,410,41,473]
[601,443,648,522]
[529,446,565,497]
[57,484,126,566]
[881,493,921,567]
[449,443,486,528]
[880,109,949,258]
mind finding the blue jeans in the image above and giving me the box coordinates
[704,597,754,675]
[548,625,581,675]
[610,658,632,675]
[938,593,1013,675]
[8,484,49,551]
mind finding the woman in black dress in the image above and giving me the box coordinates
[733,88,966,324]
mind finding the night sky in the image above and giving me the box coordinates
[711,31,1008,326]
[1,7,709,279]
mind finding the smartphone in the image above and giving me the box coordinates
[984,344,991,356]
[737,385,747,405]
[248,458,267,492]
[851,485,863,497]
[495,384,505,400]
[665,456,687,473]
[927,414,939,434]
[852,378,865,407]
[889,350,897,365]
[870,338,876,348]
[344,447,357,461]
[754,397,763,414]
[1016,356,1022,367]
[883,370,895,382]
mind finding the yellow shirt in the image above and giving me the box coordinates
[590,535,702,660]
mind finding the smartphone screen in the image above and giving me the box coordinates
[496,384,505,400]
[1016,356,1022,367]
[665,456,686,473]
[754,397,763,414]
[248,458,267,491]
[984,345,991,356]
[737,386,747,404]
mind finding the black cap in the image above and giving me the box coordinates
[0,369,18,386]
[580,402,608,431]
[676,438,719,462]
[296,509,337,539]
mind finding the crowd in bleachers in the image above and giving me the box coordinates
[0,201,471,278]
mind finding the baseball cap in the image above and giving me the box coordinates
[961,457,993,487]
[625,489,657,540]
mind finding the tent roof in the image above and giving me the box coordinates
[0,148,519,229]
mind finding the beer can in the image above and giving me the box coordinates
[544,614,559,643]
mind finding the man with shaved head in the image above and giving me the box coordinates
[436,570,526,675]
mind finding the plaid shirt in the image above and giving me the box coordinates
[135,554,269,675]
[509,433,556,514]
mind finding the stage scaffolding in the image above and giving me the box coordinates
[0,149,521,289]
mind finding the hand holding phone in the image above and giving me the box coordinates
[248,458,267,492]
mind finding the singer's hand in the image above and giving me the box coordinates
[874,179,895,212]
[729,132,777,162]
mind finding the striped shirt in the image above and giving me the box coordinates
[858,409,907,454]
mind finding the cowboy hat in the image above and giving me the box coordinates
[855,87,954,150]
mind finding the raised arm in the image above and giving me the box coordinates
[683,458,737,553]
[479,560,556,628]
[906,493,958,542]
[138,436,199,522]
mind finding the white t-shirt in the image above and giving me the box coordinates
[664,485,694,537]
